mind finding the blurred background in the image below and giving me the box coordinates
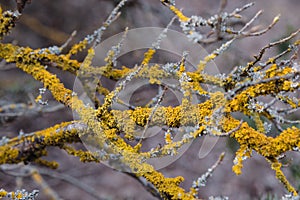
[0,0,300,199]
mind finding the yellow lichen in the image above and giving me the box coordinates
[0,3,299,198]
[67,39,88,57]
[0,190,7,198]
[252,112,265,133]
[35,94,42,103]
[165,130,173,144]
[142,48,156,65]
[232,145,251,175]
[269,159,297,196]
[0,8,18,40]
[169,5,190,22]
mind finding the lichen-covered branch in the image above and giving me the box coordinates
[0,1,299,199]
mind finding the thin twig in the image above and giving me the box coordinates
[252,29,300,66]
[39,168,106,200]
